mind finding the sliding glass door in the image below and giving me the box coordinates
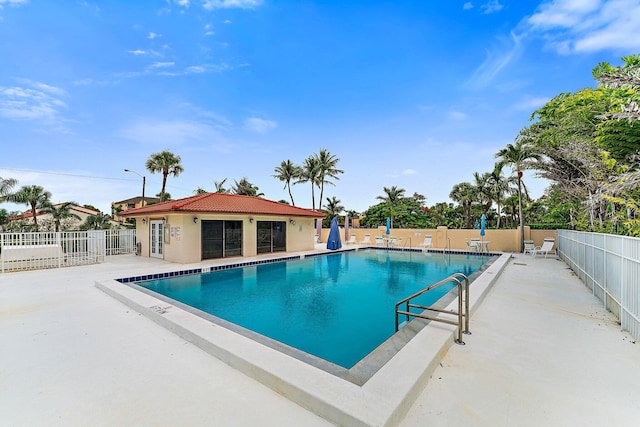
[256,221,286,254]
[201,220,243,259]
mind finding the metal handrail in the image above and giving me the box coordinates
[395,272,470,345]
[401,237,412,251]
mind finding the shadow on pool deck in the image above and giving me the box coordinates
[1,252,639,426]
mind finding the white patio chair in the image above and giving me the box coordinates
[465,239,479,252]
[375,236,385,246]
[417,235,433,250]
[534,238,556,258]
[523,240,536,256]
[361,234,371,245]
[346,235,357,245]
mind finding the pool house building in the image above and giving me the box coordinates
[120,193,325,263]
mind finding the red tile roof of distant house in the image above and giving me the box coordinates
[119,193,325,218]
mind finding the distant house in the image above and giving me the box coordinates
[111,196,161,223]
[12,203,111,231]
[120,193,325,263]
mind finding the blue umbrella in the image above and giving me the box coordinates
[480,214,486,238]
[474,219,479,229]
[326,218,342,250]
[386,217,391,235]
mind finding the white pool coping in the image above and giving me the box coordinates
[96,251,511,427]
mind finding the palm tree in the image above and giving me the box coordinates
[40,202,82,232]
[273,160,300,206]
[0,176,17,201]
[296,155,320,210]
[315,149,343,211]
[193,187,207,195]
[145,150,184,202]
[214,178,228,193]
[84,212,110,230]
[485,165,516,229]
[449,182,475,228]
[5,185,52,231]
[495,139,541,250]
[377,186,406,229]
[231,177,263,196]
[323,196,344,225]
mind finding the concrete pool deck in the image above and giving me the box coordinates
[2,249,639,426]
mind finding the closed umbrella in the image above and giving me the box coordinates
[480,214,486,251]
[344,215,349,241]
[386,217,391,235]
[326,218,342,250]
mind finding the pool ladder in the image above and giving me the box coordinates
[394,272,470,345]
[401,237,411,251]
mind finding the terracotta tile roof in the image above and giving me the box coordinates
[120,193,325,218]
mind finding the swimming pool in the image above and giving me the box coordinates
[134,249,494,368]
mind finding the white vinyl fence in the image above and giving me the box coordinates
[557,229,640,341]
[1,230,136,273]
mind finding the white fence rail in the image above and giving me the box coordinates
[1,230,136,273]
[558,230,640,341]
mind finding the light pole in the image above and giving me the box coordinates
[124,169,146,207]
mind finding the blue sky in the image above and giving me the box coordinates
[1,0,639,215]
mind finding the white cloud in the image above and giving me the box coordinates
[465,31,522,89]
[0,0,28,7]
[481,0,503,14]
[525,0,640,53]
[118,118,233,152]
[202,0,263,11]
[148,32,161,39]
[463,2,474,10]
[127,49,148,56]
[0,82,67,122]
[244,117,277,134]
[156,63,230,76]
[150,61,175,68]
[401,169,417,176]
[449,110,468,120]
[513,96,551,111]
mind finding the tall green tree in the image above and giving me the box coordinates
[323,196,344,226]
[40,202,81,232]
[84,212,110,230]
[0,176,17,201]
[495,139,541,250]
[273,160,300,206]
[231,177,263,196]
[449,182,475,228]
[315,149,343,211]
[485,166,515,229]
[296,155,320,210]
[145,150,184,202]
[5,185,52,231]
[376,186,406,228]
[214,178,228,193]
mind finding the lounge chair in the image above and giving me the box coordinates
[361,234,371,245]
[346,235,357,245]
[523,240,536,256]
[418,235,433,250]
[534,238,556,258]
[375,236,385,246]
[388,237,397,247]
[465,239,478,252]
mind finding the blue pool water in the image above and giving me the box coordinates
[137,249,493,368]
